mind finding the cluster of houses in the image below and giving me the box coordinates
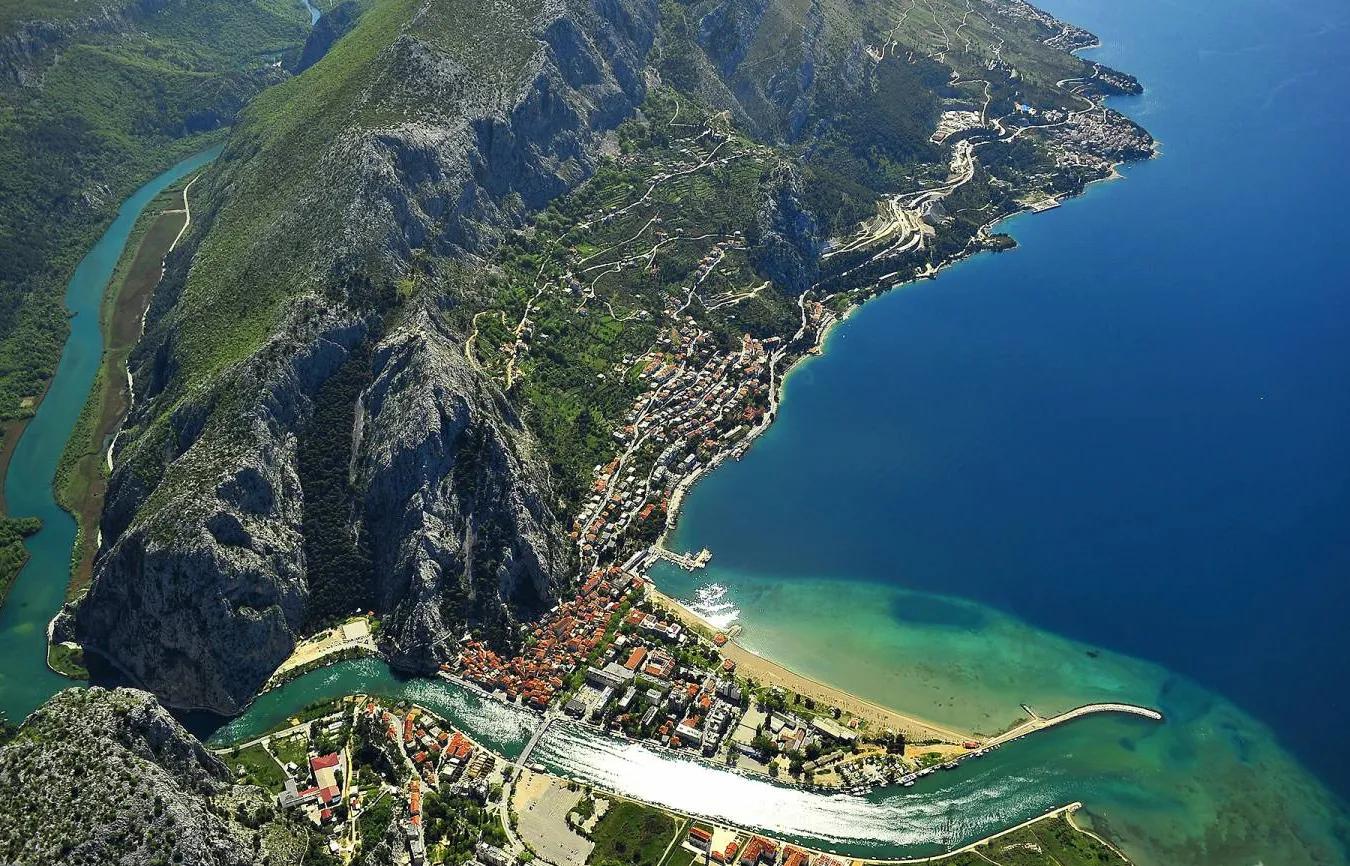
[1042,106,1154,171]
[276,750,347,825]
[453,569,641,708]
[359,700,496,796]
[572,323,772,560]
[685,828,850,866]
[352,699,501,866]
[549,598,749,759]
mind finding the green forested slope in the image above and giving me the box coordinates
[0,0,311,421]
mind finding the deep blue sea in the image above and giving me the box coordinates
[657,0,1350,859]
[3,0,1346,862]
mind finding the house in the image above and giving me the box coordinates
[738,836,778,866]
[587,662,636,689]
[810,716,857,743]
[476,842,512,866]
[311,753,342,791]
[276,779,320,810]
[688,826,713,850]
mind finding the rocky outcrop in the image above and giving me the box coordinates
[74,302,367,713]
[696,0,771,77]
[751,163,823,294]
[0,688,303,866]
[74,0,658,714]
[356,311,571,672]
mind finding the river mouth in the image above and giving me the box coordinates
[3,0,1347,863]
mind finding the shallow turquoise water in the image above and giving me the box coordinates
[0,146,222,723]
[4,0,1349,862]
[655,0,1350,861]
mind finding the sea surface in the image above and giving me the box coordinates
[657,0,1350,862]
[2,0,1347,863]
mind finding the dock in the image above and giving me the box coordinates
[652,545,712,571]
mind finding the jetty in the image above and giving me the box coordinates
[652,545,712,571]
[985,702,1163,749]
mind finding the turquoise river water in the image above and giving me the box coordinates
[3,0,1348,863]
[0,146,222,720]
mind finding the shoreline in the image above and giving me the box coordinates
[641,155,1152,746]
[645,586,973,745]
[643,66,1160,748]
[224,691,1127,865]
[57,208,188,601]
[0,371,57,516]
[0,419,29,517]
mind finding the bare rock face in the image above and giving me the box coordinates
[73,0,657,714]
[752,163,823,294]
[356,311,571,672]
[0,688,304,866]
[74,303,366,713]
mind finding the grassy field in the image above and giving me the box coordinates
[587,800,680,866]
[271,732,310,771]
[942,814,1129,866]
[223,743,289,794]
[664,849,702,866]
[46,641,88,680]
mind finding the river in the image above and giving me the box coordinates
[3,0,1347,862]
[201,657,1170,861]
[0,146,223,723]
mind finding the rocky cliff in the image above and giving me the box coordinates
[67,0,1151,718]
[70,0,657,714]
[357,310,572,673]
[0,688,304,866]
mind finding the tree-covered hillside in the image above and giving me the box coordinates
[0,0,313,422]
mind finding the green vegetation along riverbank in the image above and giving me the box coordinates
[0,0,311,425]
[54,178,194,598]
[0,516,41,609]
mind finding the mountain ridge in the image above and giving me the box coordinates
[60,0,1153,714]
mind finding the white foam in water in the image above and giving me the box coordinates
[689,582,741,629]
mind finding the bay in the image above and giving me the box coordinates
[659,0,1350,861]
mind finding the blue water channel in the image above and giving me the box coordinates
[0,146,223,722]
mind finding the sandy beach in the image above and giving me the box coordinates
[647,586,972,746]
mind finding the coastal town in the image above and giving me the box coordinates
[223,657,1134,866]
[229,559,1084,865]
[212,51,1167,866]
